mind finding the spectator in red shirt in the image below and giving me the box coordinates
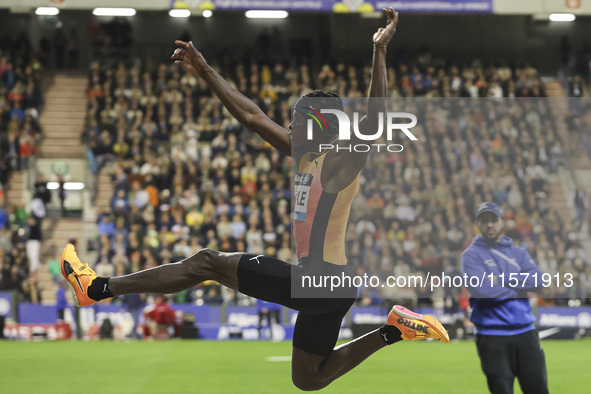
[143,295,177,338]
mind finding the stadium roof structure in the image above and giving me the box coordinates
[2,0,591,16]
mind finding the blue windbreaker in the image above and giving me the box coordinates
[461,235,543,335]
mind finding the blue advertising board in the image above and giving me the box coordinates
[171,0,492,13]
[18,304,57,323]
[537,307,591,329]
[0,291,13,318]
[172,304,222,323]
[350,306,387,325]
[21,304,591,340]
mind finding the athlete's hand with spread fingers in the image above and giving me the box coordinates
[171,40,208,77]
[373,8,398,48]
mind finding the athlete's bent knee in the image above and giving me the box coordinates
[292,375,327,391]
[187,248,219,278]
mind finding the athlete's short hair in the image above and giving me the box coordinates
[294,90,343,141]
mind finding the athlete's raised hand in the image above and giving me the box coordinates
[171,40,290,156]
[171,40,208,77]
[373,8,398,48]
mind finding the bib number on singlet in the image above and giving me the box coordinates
[294,173,313,221]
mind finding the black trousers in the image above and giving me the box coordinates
[476,330,549,394]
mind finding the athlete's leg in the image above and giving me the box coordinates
[61,244,242,305]
[63,244,449,391]
[64,245,309,308]
[107,248,240,296]
[291,305,450,391]
[291,328,387,391]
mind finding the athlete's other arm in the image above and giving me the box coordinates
[171,41,291,156]
[336,8,398,171]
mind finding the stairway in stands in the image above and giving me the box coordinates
[543,78,591,256]
[544,80,591,170]
[541,79,574,226]
[5,171,28,213]
[39,72,87,159]
[36,71,88,304]
[95,170,115,211]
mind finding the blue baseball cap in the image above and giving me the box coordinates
[474,202,502,220]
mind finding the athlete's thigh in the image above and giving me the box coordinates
[292,311,344,358]
[291,346,326,388]
[290,302,353,388]
[292,294,355,357]
[237,254,357,312]
[236,253,294,307]
[290,311,342,386]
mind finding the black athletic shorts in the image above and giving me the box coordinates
[237,253,357,357]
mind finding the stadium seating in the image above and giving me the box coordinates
[0,36,44,302]
[81,57,587,306]
[1,42,587,306]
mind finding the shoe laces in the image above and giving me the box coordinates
[76,262,96,276]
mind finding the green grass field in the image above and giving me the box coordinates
[0,339,589,393]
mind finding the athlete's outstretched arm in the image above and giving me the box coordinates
[365,8,398,123]
[172,41,291,156]
[337,8,398,171]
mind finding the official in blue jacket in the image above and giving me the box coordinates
[461,202,548,394]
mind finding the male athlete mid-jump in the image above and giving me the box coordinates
[62,9,448,390]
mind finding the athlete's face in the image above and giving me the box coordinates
[476,212,504,242]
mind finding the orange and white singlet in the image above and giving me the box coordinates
[293,153,360,265]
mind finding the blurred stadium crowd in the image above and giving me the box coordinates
[0,36,45,302]
[84,57,590,306]
[1,45,591,307]
[0,36,43,184]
